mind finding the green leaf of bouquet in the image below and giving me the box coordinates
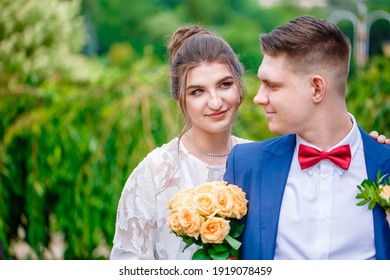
[357,200,368,206]
[235,222,244,236]
[376,170,382,182]
[355,193,365,199]
[361,180,371,189]
[229,219,244,238]
[182,241,194,252]
[379,197,390,208]
[230,247,240,259]
[192,248,211,260]
[208,247,230,260]
[229,219,238,235]
[182,235,193,243]
[225,234,241,250]
[212,243,229,253]
[368,200,377,210]
[378,173,388,185]
[368,186,379,200]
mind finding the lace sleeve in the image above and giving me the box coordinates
[110,155,161,260]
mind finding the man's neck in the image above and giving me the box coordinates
[298,112,353,151]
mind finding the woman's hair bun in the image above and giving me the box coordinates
[168,25,212,62]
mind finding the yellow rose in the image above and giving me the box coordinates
[178,206,203,239]
[193,193,216,216]
[380,185,390,202]
[167,212,184,235]
[200,217,230,244]
[168,189,192,211]
[214,188,234,218]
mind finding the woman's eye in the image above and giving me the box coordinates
[191,89,203,95]
[220,82,233,89]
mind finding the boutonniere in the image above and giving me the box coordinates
[356,171,390,211]
[167,181,248,260]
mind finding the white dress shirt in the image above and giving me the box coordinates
[274,114,375,259]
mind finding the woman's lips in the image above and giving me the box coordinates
[206,109,228,120]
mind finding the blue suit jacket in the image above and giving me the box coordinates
[224,128,390,259]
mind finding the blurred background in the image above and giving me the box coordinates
[0,0,389,259]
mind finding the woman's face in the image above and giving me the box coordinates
[184,62,241,135]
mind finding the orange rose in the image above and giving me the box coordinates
[380,185,390,203]
[168,189,192,211]
[193,193,216,216]
[194,182,215,194]
[167,212,184,235]
[214,188,234,218]
[226,184,248,219]
[200,217,230,244]
[178,206,203,239]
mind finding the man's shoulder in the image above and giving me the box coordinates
[360,128,390,153]
[235,134,295,151]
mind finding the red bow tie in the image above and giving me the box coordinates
[298,144,351,170]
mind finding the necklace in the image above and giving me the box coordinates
[185,133,231,157]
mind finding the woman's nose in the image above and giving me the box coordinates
[208,91,223,110]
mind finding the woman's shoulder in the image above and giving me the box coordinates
[123,138,180,191]
[136,138,180,169]
[146,137,180,159]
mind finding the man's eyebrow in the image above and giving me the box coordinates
[259,78,283,87]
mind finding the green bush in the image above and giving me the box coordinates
[347,57,390,137]
[0,50,179,259]
[0,0,86,86]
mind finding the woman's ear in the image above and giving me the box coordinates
[310,75,325,104]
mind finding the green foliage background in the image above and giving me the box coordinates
[0,0,389,259]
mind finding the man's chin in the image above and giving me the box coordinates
[268,124,285,135]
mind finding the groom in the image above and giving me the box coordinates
[224,16,390,259]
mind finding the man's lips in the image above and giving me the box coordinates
[264,111,276,118]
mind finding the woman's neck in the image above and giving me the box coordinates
[182,129,232,165]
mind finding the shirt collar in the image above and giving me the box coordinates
[295,113,361,175]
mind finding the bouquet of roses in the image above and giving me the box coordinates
[356,171,390,226]
[167,181,248,260]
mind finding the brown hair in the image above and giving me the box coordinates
[167,25,244,138]
[260,16,351,93]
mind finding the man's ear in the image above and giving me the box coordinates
[310,75,325,104]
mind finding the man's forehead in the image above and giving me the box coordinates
[258,54,292,76]
[258,56,280,78]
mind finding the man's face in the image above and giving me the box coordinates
[253,54,314,135]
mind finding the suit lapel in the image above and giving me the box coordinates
[259,135,296,259]
[360,128,390,259]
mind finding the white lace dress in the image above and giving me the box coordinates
[110,136,250,260]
